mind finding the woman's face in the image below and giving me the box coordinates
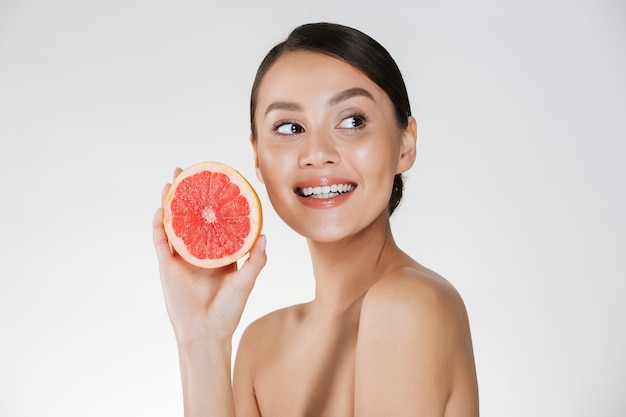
[252,50,416,242]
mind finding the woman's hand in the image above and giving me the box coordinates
[152,168,267,346]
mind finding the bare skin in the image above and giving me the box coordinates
[233,214,478,416]
[153,50,478,416]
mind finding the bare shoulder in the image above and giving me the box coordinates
[233,303,308,413]
[235,300,312,375]
[355,265,479,416]
[237,302,306,358]
[362,265,468,327]
[358,265,473,371]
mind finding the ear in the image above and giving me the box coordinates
[251,137,265,184]
[396,116,417,174]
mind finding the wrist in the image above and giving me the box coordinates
[176,333,232,356]
[176,334,235,416]
[172,320,233,351]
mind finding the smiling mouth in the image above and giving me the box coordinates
[295,183,356,199]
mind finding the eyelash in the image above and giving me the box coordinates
[272,113,369,136]
[339,112,368,130]
[272,120,304,135]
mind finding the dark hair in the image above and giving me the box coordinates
[250,22,412,215]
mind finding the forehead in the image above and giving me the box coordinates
[256,50,387,104]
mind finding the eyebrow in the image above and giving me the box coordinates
[264,101,303,116]
[263,87,375,116]
[328,87,375,106]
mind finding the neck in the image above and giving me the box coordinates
[306,212,403,315]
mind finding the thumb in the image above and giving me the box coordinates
[233,235,267,297]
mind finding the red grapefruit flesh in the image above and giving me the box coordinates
[162,161,262,268]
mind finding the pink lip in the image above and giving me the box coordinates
[294,177,355,189]
[293,177,357,209]
[297,192,353,209]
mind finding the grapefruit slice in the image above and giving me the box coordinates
[162,161,262,268]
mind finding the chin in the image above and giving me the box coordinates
[295,222,359,243]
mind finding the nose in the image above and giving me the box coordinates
[298,130,341,168]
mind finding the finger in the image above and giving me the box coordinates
[233,235,267,296]
[161,168,182,206]
[152,208,173,262]
[161,183,171,206]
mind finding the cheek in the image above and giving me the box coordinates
[256,146,289,193]
[351,134,399,177]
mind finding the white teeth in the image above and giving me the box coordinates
[299,183,355,198]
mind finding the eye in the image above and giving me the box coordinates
[274,122,305,135]
[337,114,367,129]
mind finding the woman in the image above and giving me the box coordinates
[153,22,479,416]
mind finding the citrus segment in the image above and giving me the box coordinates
[162,162,262,268]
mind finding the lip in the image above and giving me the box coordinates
[294,177,355,189]
[293,177,357,209]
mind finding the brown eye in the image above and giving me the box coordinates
[275,122,305,135]
[338,114,367,129]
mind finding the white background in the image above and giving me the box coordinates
[1,0,624,415]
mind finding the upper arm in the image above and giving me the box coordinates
[354,272,478,416]
[232,322,262,417]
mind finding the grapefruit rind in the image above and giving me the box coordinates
[162,161,263,268]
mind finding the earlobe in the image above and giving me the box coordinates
[396,116,417,174]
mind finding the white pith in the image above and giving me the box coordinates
[202,206,216,223]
